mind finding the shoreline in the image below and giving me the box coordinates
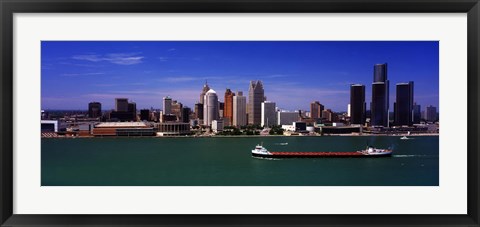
[41,133,439,139]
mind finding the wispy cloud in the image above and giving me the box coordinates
[94,82,147,87]
[262,74,289,79]
[167,48,176,52]
[72,53,144,65]
[164,76,197,83]
[61,72,106,77]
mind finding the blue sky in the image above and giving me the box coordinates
[41,41,439,112]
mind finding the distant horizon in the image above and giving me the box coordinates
[42,41,439,112]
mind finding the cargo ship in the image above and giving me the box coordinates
[251,144,392,158]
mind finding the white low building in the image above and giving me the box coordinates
[212,120,224,133]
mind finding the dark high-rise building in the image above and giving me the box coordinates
[194,103,203,120]
[248,80,264,125]
[182,107,191,123]
[310,101,324,119]
[128,102,137,120]
[110,98,136,122]
[163,96,172,115]
[394,81,414,126]
[88,102,102,118]
[413,103,421,124]
[224,89,234,125]
[350,84,366,125]
[426,105,437,122]
[374,63,387,82]
[115,98,128,112]
[140,109,150,121]
[371,63,389,127]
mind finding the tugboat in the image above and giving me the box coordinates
[251,145,392,158]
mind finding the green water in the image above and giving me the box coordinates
[41,136,439,186]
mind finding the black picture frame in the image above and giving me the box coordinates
[1,0,479,226]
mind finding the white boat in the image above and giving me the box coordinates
[400,136,410,140]
[252,144,272,156]
[357,146,393,156]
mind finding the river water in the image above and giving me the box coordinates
[41,136,439,186]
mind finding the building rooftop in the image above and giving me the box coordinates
[95,122,148,128]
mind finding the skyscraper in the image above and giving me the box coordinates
[128,102,137,120]
[371,63,389,127]
[199,81,210,104]
[111,98,135,121]
[233,91,247,127]
[140,109,150,121]
[115,98,128,112]
[224,89,235,126]
[426,105,437,122]
[394,81,414,126]
[171,100,183,121]
[350,84,366,125]
[163,96,172,115]
[248,80,264,125]
[203,89,219,126]
[310,101,324,119]
[261,101,277,127]
[182,107,191,123]
[194,103,203,121]
[88,102,102,118]
[374,63,387,82]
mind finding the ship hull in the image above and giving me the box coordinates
[252,152,392,158]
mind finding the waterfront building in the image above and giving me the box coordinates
[293,122,307,132]
[140,109,150,121]
[350,84,366,125]
[115,98,128,112]
[371,63,389,127]
[41,120,60,132]
[155,122,191,136]
[163,96,172,115]
[199,81,210,104]
[277,110,299,125]
[203,89,219,126]
[233,91,247,127]
[248,80,264,125]
[224,89,234,126]
[394,81,414,126]
[347,104,351,117]
[88,102,102,118]
[261,101,277,127]
[310,101,324,120]
[413,103,421,124]
[426,105,437,122]
[92,122,155,136]
[212,120,224,133]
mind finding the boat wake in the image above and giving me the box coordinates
[274,143,289,145]
[393,155,433,158]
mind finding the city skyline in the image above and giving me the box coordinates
[42,41,439,112]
